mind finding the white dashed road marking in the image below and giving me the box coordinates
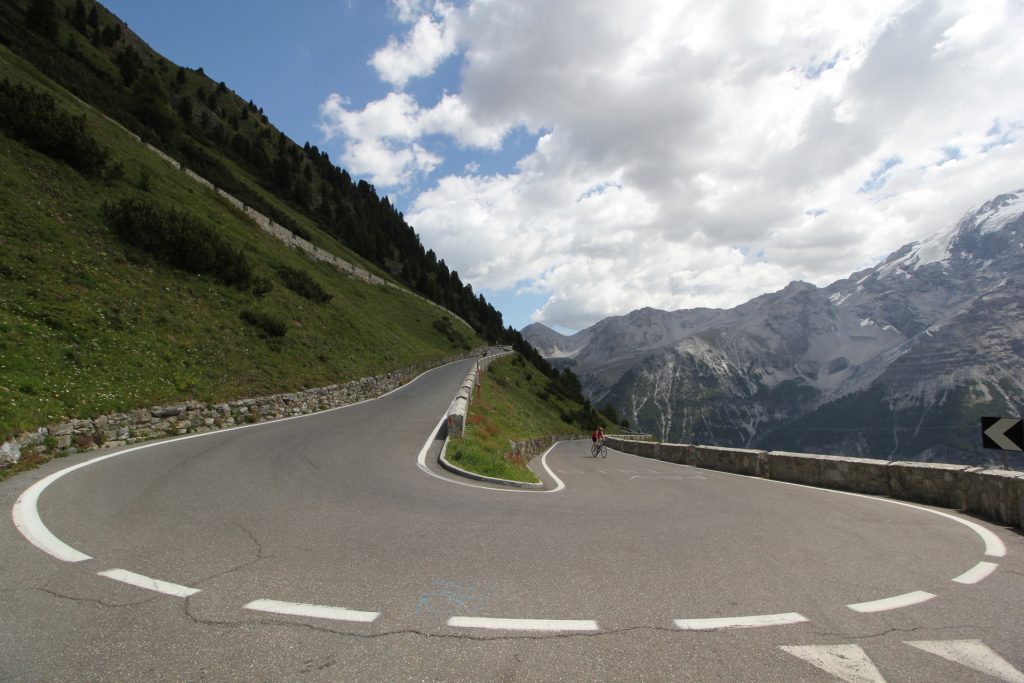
[674,612,808,631]
[952,561,998,584]
[780,644,887,683]
[97,569,200,598]
[244,599,380,623]
[846,590,935,613]
[447,616,600,632]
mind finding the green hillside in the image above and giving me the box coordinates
[0,0,518,338]
[448,354,617,483]
[0,25,483,438]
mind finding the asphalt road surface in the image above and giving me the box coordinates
[2,357,1022,681]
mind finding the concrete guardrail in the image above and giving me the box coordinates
[446,352,508,438]
[605,437,1024,529]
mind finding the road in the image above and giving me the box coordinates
[2,356,1022,681]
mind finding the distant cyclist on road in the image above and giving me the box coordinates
[591,425,606,457]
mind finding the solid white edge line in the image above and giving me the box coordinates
[539,445,566,492]
[98,568,200,598]
[416,416,567,494]
[606,446,1008,558]
[847,590,935,613]
[674,612,808,631]
[12,454,123,562]
[447,616,599,632]
[244,599,379,623]
[12,357,475,563]
[952,561,999,585]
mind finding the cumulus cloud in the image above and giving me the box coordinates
[322,0,1024,331]
[371,1,459,88]
[318,90,507,185]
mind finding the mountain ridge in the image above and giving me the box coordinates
[524,190,1024,465]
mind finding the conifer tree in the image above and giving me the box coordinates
[26,0,58,40]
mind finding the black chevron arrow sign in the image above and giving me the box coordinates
[981,417,1024,451]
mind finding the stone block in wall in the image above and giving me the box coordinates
[1,440,20,466]
[888,461,971,508]
[52,421,74,437]
[151,404,184,418]
[768,451,890,495]
[961,469,1024,528]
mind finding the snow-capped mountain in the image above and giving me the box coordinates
[523,191,1024,464]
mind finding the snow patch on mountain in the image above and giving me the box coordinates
[877,189,1023,278]
[974,190,1024,234]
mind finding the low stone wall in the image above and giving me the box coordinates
[509,434,583,463]
[614,433,655,441]
[691,445,767,478]
[889,461,972,509]
[605,437,1024,529]
[961,469,1024,528]
[768,451,890,495]
[1,352,478,469]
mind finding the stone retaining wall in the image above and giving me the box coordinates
[606,437,1024,529]
[509,434,583,463]
[1,351,479,469]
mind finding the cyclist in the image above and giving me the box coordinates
[590,425,606,457]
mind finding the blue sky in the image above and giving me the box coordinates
[101,1,1024,333]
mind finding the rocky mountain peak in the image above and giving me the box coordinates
[522,190,1024,466]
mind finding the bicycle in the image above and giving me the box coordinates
[591,439,607,458]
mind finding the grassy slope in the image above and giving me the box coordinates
[447,355,615,483]
[0,44,480,438]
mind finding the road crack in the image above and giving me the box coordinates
[193,523,271,587]
[36,585,158,609]
[176,607,698,642]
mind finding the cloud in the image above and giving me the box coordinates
[318,90,507,185]
[323,0,1024,331]
[342,137,441,187]
[371,2,459,88]
[388,0,433,24]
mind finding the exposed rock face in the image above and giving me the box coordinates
[524,191,1024,465]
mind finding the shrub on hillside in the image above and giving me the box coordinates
[274,264,331,303]
[433,316,470,350]
[239,309,287,338]
[0,79,110,175]
[102,198,254,289]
